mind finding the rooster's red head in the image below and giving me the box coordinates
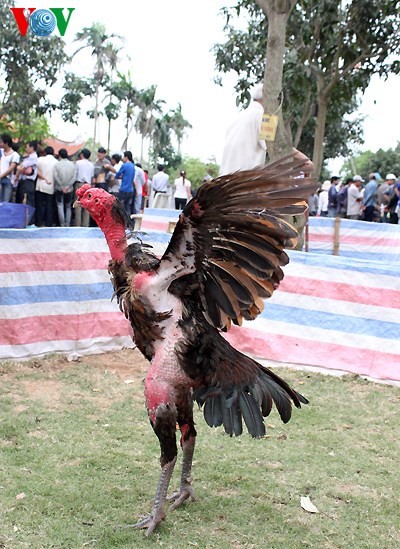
[75,184,127,261]
[75,184,117,223]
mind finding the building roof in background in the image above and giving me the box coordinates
[44,137,85,157]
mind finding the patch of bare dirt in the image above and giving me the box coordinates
[1,349,148,406]
[83,348,148,380]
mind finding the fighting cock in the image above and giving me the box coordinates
[75,153,316,536]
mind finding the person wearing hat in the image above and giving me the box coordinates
[362,173,379,222]
[384,173,399,224]
[317,180,330,216]
[219,83,266,176]
[347,176,364,219]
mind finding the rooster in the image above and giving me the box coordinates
[75,153,316,536]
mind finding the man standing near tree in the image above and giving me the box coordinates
[219,83,266,176]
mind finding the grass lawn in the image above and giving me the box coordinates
[0,349,399,548]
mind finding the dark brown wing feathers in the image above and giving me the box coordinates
[165,154,317,330]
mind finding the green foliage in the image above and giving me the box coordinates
[13,112,51,144]
[61,23,122,141]
[82,137,104,156]
[0,0,68,124]
[340,143,400,179]
[214,0,400,167]
[60,73,96,123]
[0,111,51,145]
[169,156,219,188]
[165,103,192,154]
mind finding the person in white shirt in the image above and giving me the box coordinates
[173,170,191,210]
[219,82,266,176]
[317,180,330,217]
[74,148,94,226]
[36,146,58,226]
[347,176,363,219]
[15,141,38,217]
[151,164,169,196]
[0,134,19,202]
[133,162,145,214]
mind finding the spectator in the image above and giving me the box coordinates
[36,146,58,227]
[142,168,150,211]
[74,148,94,227]
[347,176,364,219]
[105,151,135,215]
[53,148,75,227]
[308,191,318,216]
[337,178,352,218]
[317,180,330,217]
[173,170,191,210]
[362,173,379,222]
[328,176,340,217]
[133,162,145,214]
[219,82,266,175]
[0,134,19,203]
[93,147,111,191]
[384,173,399,224]
[152,164,169,198]
[15,140,38,223]
[107,154,123,198]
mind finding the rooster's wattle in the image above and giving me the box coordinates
[75,153,316,535]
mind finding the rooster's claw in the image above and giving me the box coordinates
[168,484,196,510]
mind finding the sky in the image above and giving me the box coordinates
[11,0,400,169]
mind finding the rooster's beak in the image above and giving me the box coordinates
[73,199,81,209]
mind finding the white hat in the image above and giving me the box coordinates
[321,180,331,191]
[251,83,263,101]
[385,173,397,181]
[353,175,365,182]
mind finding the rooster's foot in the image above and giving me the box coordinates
[133,509,166,536]
[168,483,196,510]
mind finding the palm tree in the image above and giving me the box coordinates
[134,85,165,163]
[109,72,138,151]
[74,23,123,144]
[167,104,192,155]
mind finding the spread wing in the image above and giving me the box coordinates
[159,154,317,331]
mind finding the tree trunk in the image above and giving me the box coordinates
[257,0,296,162]
[257,0,305,250]
[312,91,328,178]
[140,135,144,164]
[107,118,111,152]
[93,82,100,144]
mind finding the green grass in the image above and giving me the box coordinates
[0,351,399,548]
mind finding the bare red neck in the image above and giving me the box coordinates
[96,212,127,262]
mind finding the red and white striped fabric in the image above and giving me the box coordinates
[1,225,399,381]
[308,217,400,262]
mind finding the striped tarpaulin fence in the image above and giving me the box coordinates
[141,208,400,263]
[1,225,399,381]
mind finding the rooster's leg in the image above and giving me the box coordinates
[168,406,197,510]
[134,403,178,536]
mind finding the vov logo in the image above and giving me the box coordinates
[10,7,75,37]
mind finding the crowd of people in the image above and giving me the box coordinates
[0,134,203,227]
[309,172,400,224]
[0,135,151,227]
[2,132,399,228]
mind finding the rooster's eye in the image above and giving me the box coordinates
[88,193,92,199]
